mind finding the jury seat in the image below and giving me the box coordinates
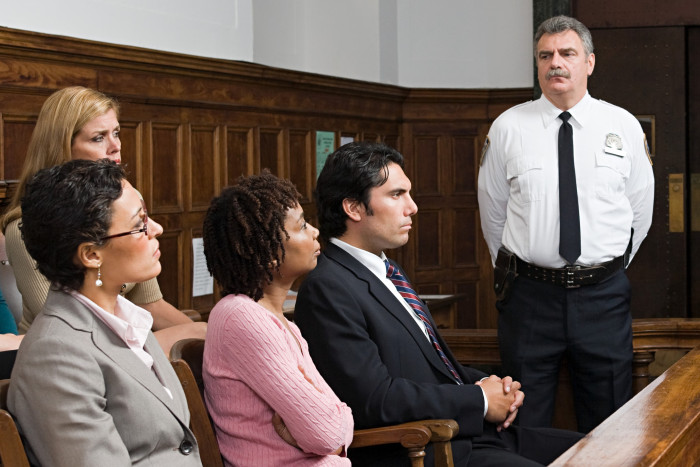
[170,338,458,467]
[0,379,30,467]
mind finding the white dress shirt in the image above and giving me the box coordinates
[478,92,655,268]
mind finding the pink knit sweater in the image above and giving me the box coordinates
[203,294,353,466]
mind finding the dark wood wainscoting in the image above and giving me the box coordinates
[0,27,527,322]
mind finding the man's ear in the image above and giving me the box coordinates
[587,52,595,76]
[342,198,364,222]
[75,242,103,269]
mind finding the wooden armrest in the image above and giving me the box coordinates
[418,419,459,442]
[352,421,432,449]
[0,409,30,467]
[182,309,202,322]
[419,419,458,467]
[351,419,458,467]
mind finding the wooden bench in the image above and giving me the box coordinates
[550,345,700,466]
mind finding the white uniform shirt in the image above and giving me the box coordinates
[478,92,655,268]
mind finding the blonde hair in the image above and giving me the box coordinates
[2,86,119,231]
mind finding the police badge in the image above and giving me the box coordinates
[604,133,625,157]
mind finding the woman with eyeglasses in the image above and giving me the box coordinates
[8,159,202,466]
[1,86,205,353]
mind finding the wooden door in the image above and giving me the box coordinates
[587,26,689,318]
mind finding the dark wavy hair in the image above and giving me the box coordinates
[315,141,404,241]
[20,159,126,291]
[202,170,302,301]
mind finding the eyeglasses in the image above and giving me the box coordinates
[101,200,148,240]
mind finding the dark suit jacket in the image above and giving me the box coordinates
[8,289,201,466]
[295,243,489,464]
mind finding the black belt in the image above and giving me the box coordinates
[515,256,625,288]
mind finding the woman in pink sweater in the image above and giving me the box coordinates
[201,171,353,466]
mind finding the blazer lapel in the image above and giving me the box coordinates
[92,324,184,417]
[46,290,189,424]
[145,333,191,423]
[325,244,459,382]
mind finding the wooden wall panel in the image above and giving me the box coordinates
[288,130,313,202]
[259,129,282,176]
[189,125,219,210]
[0,26,527,323]
[119,121,142,189]
[452,136,476,194]
[157,231,183,309]
[1,116,34,179]
[414,136,440,195]
[226,128,254,183]
[416,210,441,268]
[151,124,183,213]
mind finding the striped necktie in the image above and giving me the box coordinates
[385,261,463,385]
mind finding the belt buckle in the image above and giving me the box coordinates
[564,265,581,289]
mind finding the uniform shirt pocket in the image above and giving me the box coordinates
[506,156,544,203]
[594,150,630,199]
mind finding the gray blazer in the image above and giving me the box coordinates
[8,289,202,466]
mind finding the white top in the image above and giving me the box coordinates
[478,92,655,268]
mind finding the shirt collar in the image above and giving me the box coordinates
[71,291,154,368]
[330,237,388,279]
[539,91,592,129]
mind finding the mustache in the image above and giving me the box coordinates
[546,69,571,79]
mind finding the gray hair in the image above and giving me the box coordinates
[534,15,594,57]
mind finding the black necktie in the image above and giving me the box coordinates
[558,111,581,264]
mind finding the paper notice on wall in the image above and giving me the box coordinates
[192,237,213,297]
[315,131,335,179]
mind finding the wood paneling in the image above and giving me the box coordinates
[0,26,526,322]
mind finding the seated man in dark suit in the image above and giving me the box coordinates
[295,141,584,466]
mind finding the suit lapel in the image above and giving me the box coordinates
[45,290,189,424]
[91,321,186,419]
[324,244,458,382]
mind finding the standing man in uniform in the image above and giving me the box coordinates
[478,15,654,433]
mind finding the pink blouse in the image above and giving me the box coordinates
[203,294,353,466]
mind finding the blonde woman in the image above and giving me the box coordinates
[1,86,205,352]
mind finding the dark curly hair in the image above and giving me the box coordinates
[20,159,126,291]
[202,170,302,301]
[315,141,404,241]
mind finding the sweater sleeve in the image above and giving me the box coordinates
[210,297,353,456]
[4,219,49,333]
[124,277,163,305]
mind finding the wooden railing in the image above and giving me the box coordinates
[550,345,700,466]
[442,318,700,432]
[442,318,700,394]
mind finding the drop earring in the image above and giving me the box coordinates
[95,266,103,287]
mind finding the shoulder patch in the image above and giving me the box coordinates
[480,136,491,166]
[643,134,653,166]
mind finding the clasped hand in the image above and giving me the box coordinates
[475,375,524,431]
